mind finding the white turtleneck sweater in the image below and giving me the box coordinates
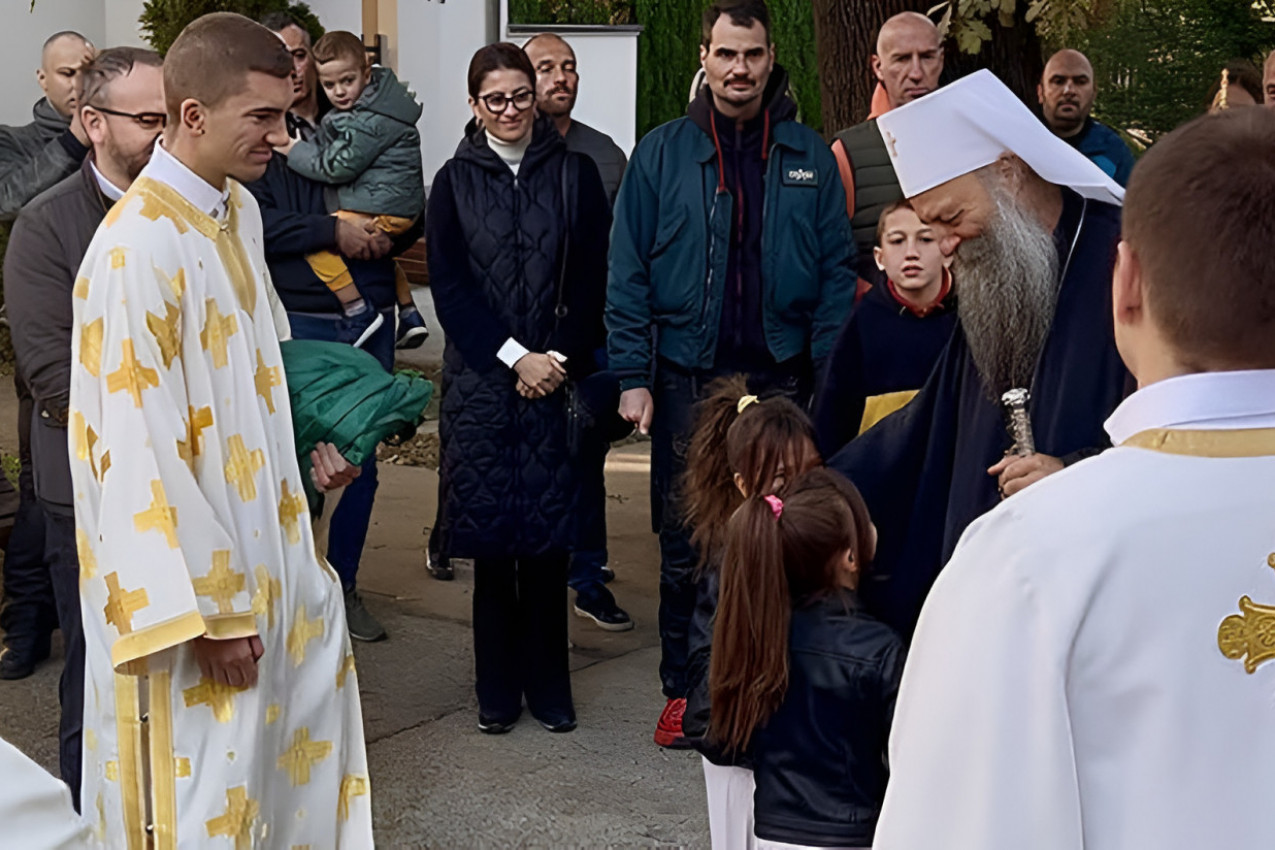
[487,129,532,176]
[488,128,536,368]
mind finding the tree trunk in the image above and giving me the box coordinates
[812,0,1045,136]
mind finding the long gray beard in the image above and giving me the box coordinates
[955,192,1061,398]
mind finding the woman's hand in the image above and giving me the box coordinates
[513,353,567,397]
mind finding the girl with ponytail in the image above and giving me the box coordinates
[680,375,821,850]
[711,468,905,850]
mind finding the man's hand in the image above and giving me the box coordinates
[988,453,1064,499]
[335,219,392,261]
[311,442,360,492]
[192,635,264,688]
[513,353,566,397]
[619,388,654,436]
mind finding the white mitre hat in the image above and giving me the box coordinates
[876,69,1124,207]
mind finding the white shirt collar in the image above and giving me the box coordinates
[1105,370,1275,445]
[143,140,230,219]
[89,161,125,202]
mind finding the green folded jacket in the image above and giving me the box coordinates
[281,339,434,510]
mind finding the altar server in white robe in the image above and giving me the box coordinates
[875,105,1275,849]
[71,14,372,848]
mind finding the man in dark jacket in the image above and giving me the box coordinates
[3,46,164,807]
[524,31,633,632]
[1038,49,1136,187]
[607,0,856,747]
[0,31,95,221]
[829,12,943,285]
[246,151,421,643]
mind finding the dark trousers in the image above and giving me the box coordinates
[473,554,573,722]
[287,310,394,590]
[567,439,609,598]
[650,362,811,700]
[0,463,56,654]
[44,509,83,810]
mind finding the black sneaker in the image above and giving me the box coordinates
[343,587,388,642]
[536,715,577,733]
[427,553,454,581]
[0,641,49,681]
[478,712,519,734]
[599,565,616,583]
[573,587,634,632]
[395,308,429,350]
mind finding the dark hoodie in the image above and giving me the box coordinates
[0,97,88,221]
[688,68,800,374]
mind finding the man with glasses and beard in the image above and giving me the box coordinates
[830,71,1130,638]
[2,46,164,807]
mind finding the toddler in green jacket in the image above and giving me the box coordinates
[285,30,427,349]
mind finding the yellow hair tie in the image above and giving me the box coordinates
[737,395,759,414]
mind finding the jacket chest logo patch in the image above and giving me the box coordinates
[783,167,818,187]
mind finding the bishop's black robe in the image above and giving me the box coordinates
[831,189,1131,637]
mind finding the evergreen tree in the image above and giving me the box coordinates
[139,0,323,54]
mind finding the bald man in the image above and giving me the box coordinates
[0,31,95,220]
[831,12,944,285]
[1038,48,1135,186]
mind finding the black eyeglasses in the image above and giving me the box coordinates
[86,105,167,131]
[478,89,535,114]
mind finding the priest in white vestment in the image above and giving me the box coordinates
[70,15,372,847]
[874,95,1275,848]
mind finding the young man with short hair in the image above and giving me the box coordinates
[72,14,372,843]
[877,103,1275,850]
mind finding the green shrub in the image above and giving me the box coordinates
[139,0,323,54]
[509,0,636,25]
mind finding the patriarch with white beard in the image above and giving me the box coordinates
[828,70,1130,639]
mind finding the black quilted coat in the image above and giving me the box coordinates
[426,117,612,559]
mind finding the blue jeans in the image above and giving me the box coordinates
[287,310,394,590]
[567,436,609,599]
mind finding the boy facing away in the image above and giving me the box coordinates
[285,30,426,349]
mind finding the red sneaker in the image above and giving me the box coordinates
[654,697,691,748]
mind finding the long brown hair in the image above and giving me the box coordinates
[708,468,875,754]
[681,376,819,562]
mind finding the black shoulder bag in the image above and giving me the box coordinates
[551,153,633,455]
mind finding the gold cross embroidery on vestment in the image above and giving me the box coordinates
[278,727,333,786]
[254,350,282,414]
[103,572,149,635]
[287,604,324,665]
[205,785,259,850]
[193,551,245,614]
[183,677,248,724]
[251,565,281,629]
[106,339,160,407]
[200,298,238,369]
[146,300,182,369]
[338,774,369,822]
[224,435,265,502]
[278,480,306,545]
[79,318,103,377]
[134,480,179,548]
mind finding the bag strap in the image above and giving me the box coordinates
[550,152,578,343]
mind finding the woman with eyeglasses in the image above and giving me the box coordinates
[426,42,612,735]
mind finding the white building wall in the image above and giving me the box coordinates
[1,0,106,125]
[304,0,361,41]
[103,0,148,48]
[397,0,492,187]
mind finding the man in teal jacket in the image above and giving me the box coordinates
[606,0,856,748]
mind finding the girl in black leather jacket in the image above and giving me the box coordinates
[711,468,905,849]
[679,376,820,849]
